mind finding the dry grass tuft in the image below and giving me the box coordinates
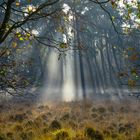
[0,100,140,140]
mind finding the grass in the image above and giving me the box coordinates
[0,100,140,140]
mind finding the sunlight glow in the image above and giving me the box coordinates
[81,7,89,15]
[31,29,39,35]
[61,3,75,101]
[116,0,140,32]
[62,3,71,14]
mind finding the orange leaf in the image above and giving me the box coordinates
[129,53,138,61]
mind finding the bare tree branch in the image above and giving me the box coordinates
[0,0,59,44]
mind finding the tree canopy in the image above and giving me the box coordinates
[0,0,140,97]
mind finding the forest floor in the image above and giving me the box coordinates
[0,99,140,140]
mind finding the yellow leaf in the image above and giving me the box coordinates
[12,42,17,48]
[127,47,135,51]
[60,43,67,48]
[15,2,20,6]
[128,79,136,87]
[6,50,10,55]
[112,16,115,21]
[18,34,21,37]
[19,37,24,41]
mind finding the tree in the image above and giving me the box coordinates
[0,0,60,95]
[0,0,59,44]
[1,0,140,98]
[71,0,140,98]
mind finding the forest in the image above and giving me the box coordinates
[0,0,140,140]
